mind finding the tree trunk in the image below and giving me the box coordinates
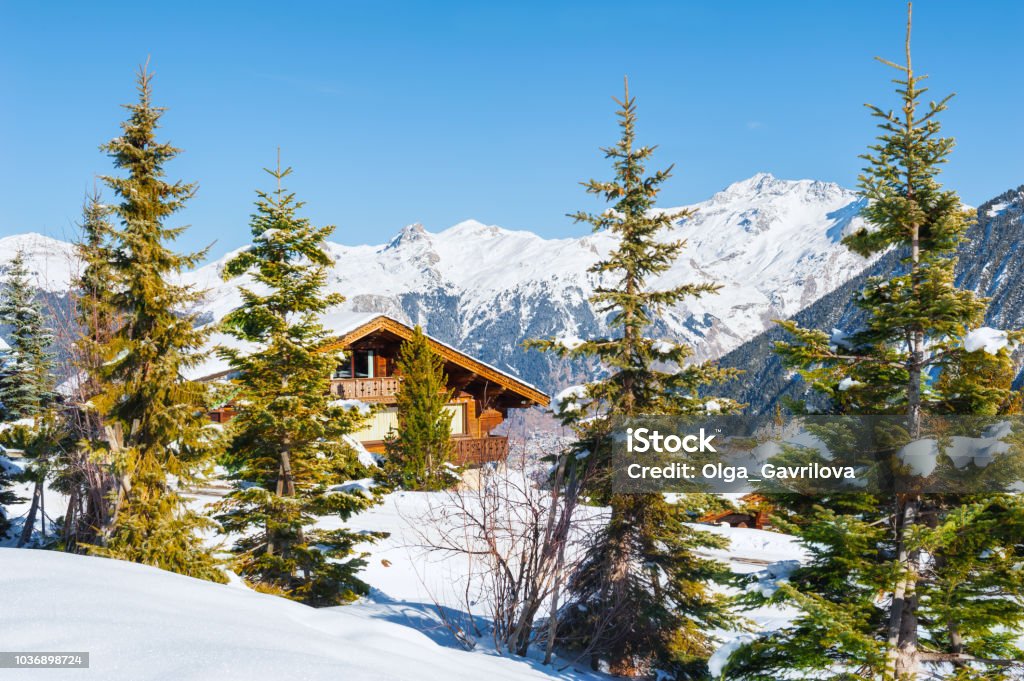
[276,452,295,496]
[17,479,42,547]
[885,496,921,680]
[39,477,46,542]
[97,424,129,546]
[602,495,638,676]
[269,451,297,558]
[63,485,78,546]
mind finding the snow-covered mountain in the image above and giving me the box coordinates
[0,232,77,292]
[0,173,873,391]
[184,173,871,390]
[717,184,1024,413]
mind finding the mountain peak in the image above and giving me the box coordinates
[723,172,778,194]
[384,223,429,250]
[712,173,850,205]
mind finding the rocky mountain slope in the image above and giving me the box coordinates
[718,185,1024,413]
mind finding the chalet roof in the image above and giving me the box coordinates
[189,312,549,407]
[319,314,549,407]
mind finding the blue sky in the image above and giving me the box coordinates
[2,1,1022,260]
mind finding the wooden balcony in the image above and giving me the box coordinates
[451,436,509,466]
[331,376,401,402]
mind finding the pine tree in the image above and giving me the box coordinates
[87,64,224,582]
[54,191,120,550]
[0,251,55,419]
[384,325,454,489]
[214,161,381,606]
[531,79,741,678]
[729,6,1024,679]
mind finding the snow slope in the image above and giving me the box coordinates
[2,483,807,681]
[0,548,593,681]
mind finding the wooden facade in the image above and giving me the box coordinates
[206,315,549,467]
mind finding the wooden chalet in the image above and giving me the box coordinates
[204,314,549,466]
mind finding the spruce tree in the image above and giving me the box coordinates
[728,6,1024,679]
[0,251,55,419]
[55,191,120,550]
[73,192,119,409]
[0,250,62,547]
[384,325,454,489]
[532,79,740,678]
[0,447,19,540]
[88,64,224,582]
[215,162,380,606]
[0,360,23,539]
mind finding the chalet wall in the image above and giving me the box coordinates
[351,403,469,444]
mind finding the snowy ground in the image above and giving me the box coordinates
[0,548,603,681]
[1,456,805,680]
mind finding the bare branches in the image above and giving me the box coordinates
[407,440,596,662]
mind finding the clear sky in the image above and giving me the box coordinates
[2,1,1022,261]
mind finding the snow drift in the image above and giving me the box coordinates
[0,548,573,681]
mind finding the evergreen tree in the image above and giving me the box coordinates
[0,251,55,419]
[87,64,224,582]
[73,192,119,408]
[0,250,62,547]
[215,162,380,606]
[531,79,741,678]
[384,325,454,490]
[0,450,18,540]
[729,6,1024,679]
[55,191,120,550]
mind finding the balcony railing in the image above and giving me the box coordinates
[450,436,509,466]
[331,376,401,402]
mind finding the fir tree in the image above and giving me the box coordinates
[729,6,1024,680]
[0,453,18,540]
[0,250,61,547]
[384,325,454,490]
[0,416,73,547]
[531,79,741,678]
[0,251,55,419]
[55,191,120,550]
[215,161,380,606]
[88,64,224,582]
[73,191,119,408]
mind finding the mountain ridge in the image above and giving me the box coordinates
[0,173,875,392]
[717,184,1024,412]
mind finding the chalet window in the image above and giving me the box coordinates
[445,403,466,435]
[354,349,374,378]
[334,350,374,379]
